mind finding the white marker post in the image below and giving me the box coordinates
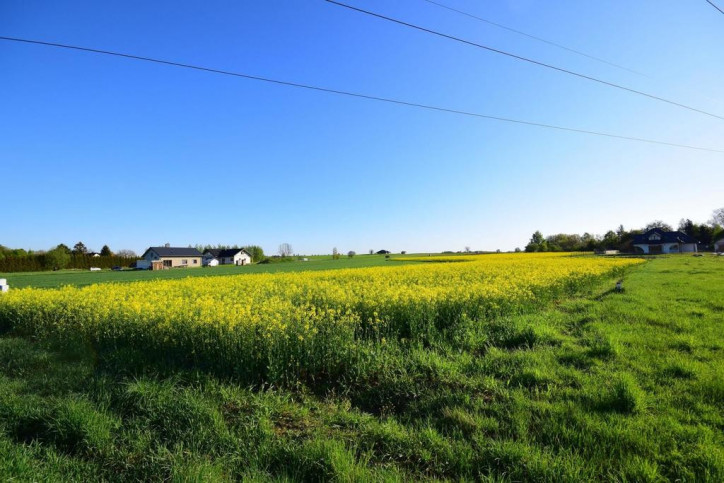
[0,279,8,293]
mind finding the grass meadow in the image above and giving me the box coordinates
[0,254,411,290]
[0,254,722,480]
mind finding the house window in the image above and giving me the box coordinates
[193,259,198,264]
[181,259,188,265]
[649,233,661,241]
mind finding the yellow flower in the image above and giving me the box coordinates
[0,252,643,376]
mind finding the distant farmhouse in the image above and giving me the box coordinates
[633,229,697,254]
[203,248,252,267]
[139,246,203,270]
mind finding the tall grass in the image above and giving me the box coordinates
[0,256,722,480]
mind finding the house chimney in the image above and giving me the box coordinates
[165,243,170,248]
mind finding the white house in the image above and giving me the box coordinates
[203,248,252,266]
[633,229,697,254]
[714,238,724,253]
[141,246,203,269]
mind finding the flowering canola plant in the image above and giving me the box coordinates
[0,253,642,384]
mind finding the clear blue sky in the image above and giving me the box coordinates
[2,0,723,255]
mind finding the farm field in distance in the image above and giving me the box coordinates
[0,254,722,480]
[0,253,426,290]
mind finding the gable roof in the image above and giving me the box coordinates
[203,248,250,258]
[144,247,203,258]
[633,229,696,245]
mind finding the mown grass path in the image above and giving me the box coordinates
[0,255,721,480]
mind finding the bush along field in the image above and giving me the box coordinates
[0,253,722,480]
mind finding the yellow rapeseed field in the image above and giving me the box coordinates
[0,253,642,383]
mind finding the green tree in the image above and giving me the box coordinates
[72,241,88,255]
[56,243,72,255]
[696,224,715,247]
[712,225,723,244]
[602,230,619,249]
[100,245,112,256]
[581,233,598,251]
[644,220,673,232]
[525,231,547,252]
[242,245,264,263]
[546,234,584,251]
[710,207,724,227]
[45,246,70,269]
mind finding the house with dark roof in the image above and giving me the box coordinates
[141,246,203,269]
[202,248,252,266]
[633,229,697,254]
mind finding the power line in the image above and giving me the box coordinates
[420,0,643,76]
[706,0,724,15]
[0,35,721,154]
[325,0,724,122]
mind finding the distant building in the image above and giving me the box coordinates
[202,248,252,266]
[633,229,697,254]
[594,249,620,255]
[714,238,724,253]
[141,246,203,269]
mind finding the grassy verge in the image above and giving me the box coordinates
[0,255,722,480]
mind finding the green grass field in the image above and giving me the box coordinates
[0,254,412,289]
[0,255,722,480]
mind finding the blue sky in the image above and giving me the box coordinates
[2,0,723,255]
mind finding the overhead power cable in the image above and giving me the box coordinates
[0,36,721,154]
[325,0,724,122]
[706,0,724,15]
[420,0,643,76]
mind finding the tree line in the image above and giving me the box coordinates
[0,242,139,273]
[525,208,724,253]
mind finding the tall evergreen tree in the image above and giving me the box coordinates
[72,241,88,255]
[678,219,695,236]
